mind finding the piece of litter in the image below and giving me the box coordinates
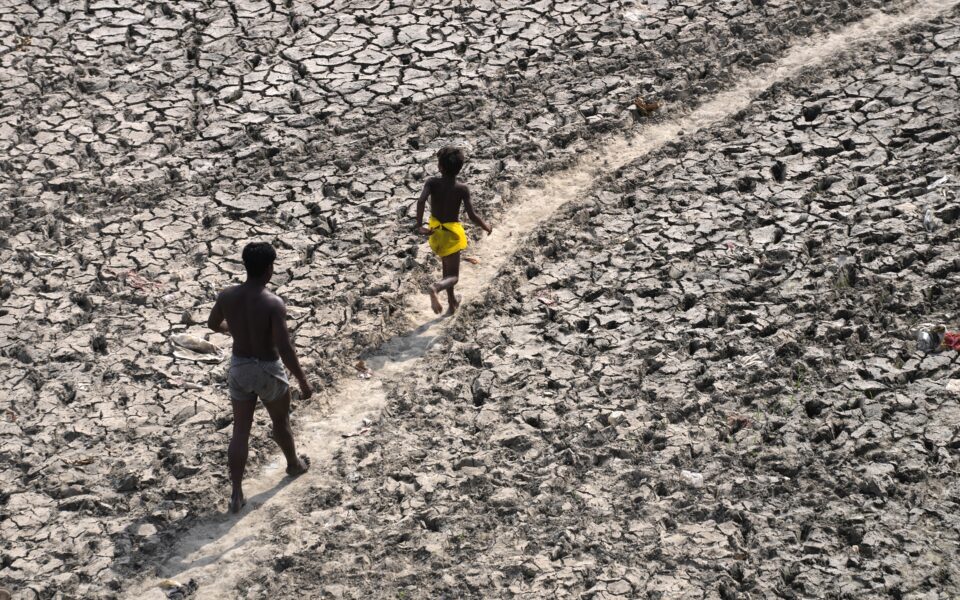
[157,579,182,590]
[633,96,661,116]
[915,324,945,352]
[341,427,370,438]
[927,175,950,190]
[354,360,373,379]
[121,269,162,291]
[170,333,223,363]
[942,331,960,352]
[170,334,220,354]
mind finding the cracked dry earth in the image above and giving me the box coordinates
[1,0,959,599]
[233,10,960,600]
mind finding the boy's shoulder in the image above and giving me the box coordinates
[218,284,240,298]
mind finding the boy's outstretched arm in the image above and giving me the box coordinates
[414,181,432,235]
[271,299,312,399]
[463,188,492,235]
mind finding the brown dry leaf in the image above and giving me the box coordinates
[726,414,753,432]
[355,360,372,379]
[633,96,661,116]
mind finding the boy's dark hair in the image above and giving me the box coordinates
[437,146,464,177]
[242,242,276,278]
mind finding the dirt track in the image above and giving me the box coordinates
[1,0,958,598]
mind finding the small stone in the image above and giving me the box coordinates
[135,523,158,537]
[680,470,704,488]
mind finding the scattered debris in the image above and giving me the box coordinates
[535,290,557,306]
[170,333,223,363]
[341,427,370,438]
[157,578,198,599]
[726,414,753,431]
[170,334,220,354]
[942,331,960,352]
[354,360,373,379]
[633,96,662,116]
[119,269,163,292]
[915,324,946,352]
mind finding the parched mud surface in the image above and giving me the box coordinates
[0,0,953,598]
[235,10,960,600]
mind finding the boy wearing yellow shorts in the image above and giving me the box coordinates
[415,147,492,314]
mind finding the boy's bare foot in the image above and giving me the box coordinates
[446,297,460,315]
[286,454,310,477]
[428,287,443,314]
[229,491,246,514]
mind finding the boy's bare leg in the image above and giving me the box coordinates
[445,290,460,315]
[429,252,460,314]
[440,253,461,314]
[228,398,256,513]
[428,285,443,314]
[263,389,309,477]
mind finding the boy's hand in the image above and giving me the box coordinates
[297,376,313,400]
[418,226,432,236]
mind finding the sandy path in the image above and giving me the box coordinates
[129,1,959,596]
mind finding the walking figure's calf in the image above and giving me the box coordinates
[207,242,312,514]
[415,146,492,315]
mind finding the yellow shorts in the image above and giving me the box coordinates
[428,217,468,257]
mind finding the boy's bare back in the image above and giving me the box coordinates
[211,284,284,361]
[424,176,470,223]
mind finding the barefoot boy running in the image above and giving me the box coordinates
[207,242,311,513]
[415,146,492,314]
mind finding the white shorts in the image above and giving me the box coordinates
[227,356,289,403]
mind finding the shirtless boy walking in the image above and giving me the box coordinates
[207,242,311,513]
[415,146,492,314]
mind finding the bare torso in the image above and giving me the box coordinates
[428,176,469,222]
[218,283,281,360]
